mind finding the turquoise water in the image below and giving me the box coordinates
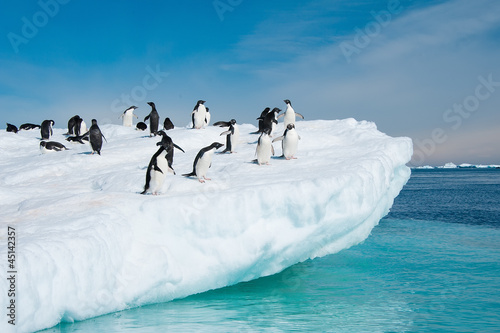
[43,169,500,332]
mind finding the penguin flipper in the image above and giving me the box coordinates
[295,112,304,119]
[213,121,230,127]
[101,133,108,143]
[272,136,284,143]
[173,144,185,153]
[271,145,275,156]
[277,114,285,119]
[220,130,231,136]
[144,115,150,122]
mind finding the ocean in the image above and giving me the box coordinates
[42,168,500,332]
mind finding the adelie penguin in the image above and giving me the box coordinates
[183,142,224,183]
[213,119,239,153]
[163,117,174,130]
[191,100,207,129]
[6,123,18,133]
[144,102,160,136]
[136,122,148,131]
[40,120,54,140]
[88,119,106,155]
[141,131,185,195]
[67,115,85,136]
[19,123,40,131]
[255,127,274,165]
[40,141,68,153]
[273,123,301,160]
[121,106,139,127]
[259,107,281,135]
[278,99,304,128]
[251,107,271,134]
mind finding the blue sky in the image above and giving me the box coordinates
[1,0,499,166]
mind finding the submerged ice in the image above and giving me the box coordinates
[0,119,412,332]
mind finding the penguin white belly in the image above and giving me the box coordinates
[150,150,169,193]
[282,131,299,159]
[40,146,52,154]
[283,109,295,127]
[193,106,207,129]
[195,150,214,179]
[80,120,87,133]
[123,111,134,127]
[205,112,211,126]
[256,135,272,165]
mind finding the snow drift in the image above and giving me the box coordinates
[0,119,412,332]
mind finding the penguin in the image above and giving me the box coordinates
[19,123,40,131]
[191,100,207,129]
[141,132,185,195]
[213,119,239,153]
[66,134,88,144]
[136,122,148,131]
[145,102,160,136]
[75,117,87,136]
[255,127,274,165]
[163,117,174,130]
[205,107,211,126]
[251,107,271,134]
[157,130,185,173]
[67,115,80,135]
[121,106,138,127]
[260,107,281,135]
[183,142,224,183]
[278,99,304,127]
[40,141,68,153]
[88,119,106,155]
[6,123,18,133]
[272,123,301,160]
[40,120,54,140]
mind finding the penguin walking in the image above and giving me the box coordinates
[19,123,40,131]
[88,119,106,155]
[40,141,68,153]
[183,142,224,183]
[213,119,239,153]
[145,102,160,136]
[251,107,271,134]
[141,131,185,195]
[40,120,54,140]
[6,123,18,133]
[255,127,274,165]
[278,99,304,127]
[163,117,174,130]
[272,124,301,160]
[121,106,139,127]
[191,100,207,129]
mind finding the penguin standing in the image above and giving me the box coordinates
[75,117,87,136]
[40,141,68,153]
[278,99,304,127]
[163,117,174,130]
[88,119,106,155]
[121,106,138,127]
[251,107,271,134]
[145,102,160,136]
[141,132,185,195]
[19,123,40,131]
[272,124,301,160]
[40,120,54,140]
[213,119,239,153]
[260,107,281,135]
[255,127,274,165]
[67,115,79,135]
[205,107,211,127]
[6,123,18,133]
[183,142,224,183]
[191,100,207,129]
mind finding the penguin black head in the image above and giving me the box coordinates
[271,107,282,114]
[197,100,206,105]
[206,107,210,112]
[284,99,292,105]
[125,106,138,112]
[286,124,295,130]
[6,123,18,133]
[230,119,236,125]
[40,141,46,148]
[147,102,156,108]
[91,119,98,125]
[210,142,224,150]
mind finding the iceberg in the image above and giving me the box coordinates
[0,119,412,332]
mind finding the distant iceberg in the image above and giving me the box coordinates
[413,163,500,169]
[0,119,412,332]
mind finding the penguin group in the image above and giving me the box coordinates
[5,98,304,194]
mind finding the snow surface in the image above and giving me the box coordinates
[0,119,412,332]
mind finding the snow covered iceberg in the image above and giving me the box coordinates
[0,119,412,332]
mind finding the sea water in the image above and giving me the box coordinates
[42,169,500,332]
